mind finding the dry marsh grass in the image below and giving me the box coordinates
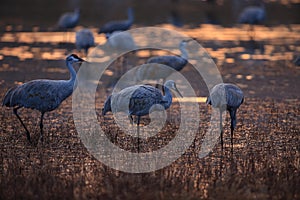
[1,96,299,199]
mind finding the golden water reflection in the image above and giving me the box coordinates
[0,25,299,64]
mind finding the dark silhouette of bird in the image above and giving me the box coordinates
[102,80,182,152]
[238,2,265,33]
[105,31,136,51]
[75,28,95,55]
[168,10,183,28]
[293,55,300,66]
[206,83,244,151]
[98,7,134,37]
[2,54,85,143]
[143,39,192,86]
[58,8,80,30]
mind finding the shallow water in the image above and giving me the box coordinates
[0,24,299,64]
[0,0,299,64]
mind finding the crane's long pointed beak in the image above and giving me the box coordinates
[174,88,183,98]
[183,38,195,43]
[78,59,89,65]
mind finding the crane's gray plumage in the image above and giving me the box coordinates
[106,31,136,50]
[58,8,80,29]
[169,10,183,28]
[102,80,182,151]
[76,28,95,55]
[147,40,189,71]
[142,40,191,85]
[238,6,265,25]
[293,56,300,66]
[206,83,244,151]
[102,80,182,117]
[98,7,134,37]
[238,2,265,31]
[2,54,84,143]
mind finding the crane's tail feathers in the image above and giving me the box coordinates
[206,96,211,105]
[2,87,16,107]
[101,108,106,116]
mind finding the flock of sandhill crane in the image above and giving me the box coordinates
[59,1,266,55]
[4,1,289,152]
[58,7,135,54]
[2,51,244,151]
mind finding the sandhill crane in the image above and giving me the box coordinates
[206,83,244,151]
[168,10,183,28]
[238,2,265,33]
[2,54,85,143]
[294,55,300,66]
[143,39,192,86]
[75,28,95,55]
[98,7,134,37]
[102,80,182,151]
[106,31,136,51]
[58,8,80,30]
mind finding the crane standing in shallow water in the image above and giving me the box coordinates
[206,83,244,151]
[102,80,182,152]
[58,8,80,30]
[57,8,80,42]
[238,2,265,36]
[2,54,85,143]
[75,28,95,55]
[98,7,134,38]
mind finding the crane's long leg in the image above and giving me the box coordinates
[229,109,237,152]
[219,111,223,151]
[13,107,31,143]
[230,118,235,153]
[248,25,256,40]
[137,116,140,152]
[230,125,234,150]
[39,112,45,142]
[162,78,166,94]
[128,115,134,125]
[230,127,234,154]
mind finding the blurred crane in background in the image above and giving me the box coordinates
[143,39,192,87]
[238,1,265,36]
[105,31,136,51]
[75,28,95,55]
[57,8,80,41]
[98,7,134,38]
[58,8,80,30]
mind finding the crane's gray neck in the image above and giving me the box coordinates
[73,9,80,21]
[180,43,188,60]
[127,8,134,23]
[162,86,173,109]
[75,13,80,21]
[66,60,77,83]
[102,95,112,115]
